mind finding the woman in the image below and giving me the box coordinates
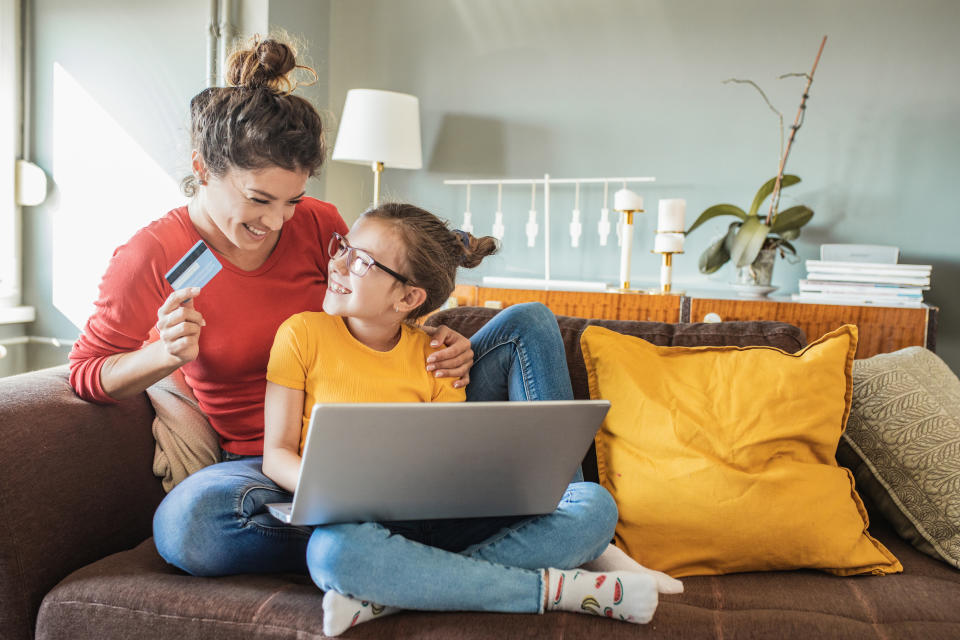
[68,36,604,589]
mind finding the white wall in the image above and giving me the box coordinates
[323,0,960,370]
[18,0,960,375]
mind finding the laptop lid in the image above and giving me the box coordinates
[278,400,609,526]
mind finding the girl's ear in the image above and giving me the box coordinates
[396,285,427,314]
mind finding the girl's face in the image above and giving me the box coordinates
[192,159,308,258]
[323,217,413,322]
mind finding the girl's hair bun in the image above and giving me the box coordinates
[226,35,313,94]
[457,231,499,268]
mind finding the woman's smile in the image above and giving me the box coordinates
[242,222,269,239]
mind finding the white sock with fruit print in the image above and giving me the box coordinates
[322,589,401,637]
[544,568,659,624]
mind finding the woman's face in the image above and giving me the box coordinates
[195,164,309,255]
[322,217,410,322]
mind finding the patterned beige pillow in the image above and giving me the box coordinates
[840,346,960,568]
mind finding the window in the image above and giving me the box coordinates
[0,0,22,309]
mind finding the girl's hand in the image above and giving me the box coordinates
[155,288,206,366]
[423,324,473,388]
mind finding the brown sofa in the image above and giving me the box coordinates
[2,307,958,639]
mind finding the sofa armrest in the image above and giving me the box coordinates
[0,365,165,639]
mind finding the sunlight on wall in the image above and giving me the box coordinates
[51,62,183,328]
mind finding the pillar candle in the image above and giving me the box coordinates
[654,232,685,253]
[657,198,686,232]
[614,188,643,211]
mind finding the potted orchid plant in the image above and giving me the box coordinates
[686,174,813,284]
[686,37,826,289]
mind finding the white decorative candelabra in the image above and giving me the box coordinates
[443,174,655,291]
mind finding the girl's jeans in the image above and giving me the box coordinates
[153,303,617,613]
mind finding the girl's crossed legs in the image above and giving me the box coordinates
[154,302,581,575]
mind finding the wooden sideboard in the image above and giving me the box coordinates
[448,285,938,359]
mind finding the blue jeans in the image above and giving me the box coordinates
[153,302,615,611]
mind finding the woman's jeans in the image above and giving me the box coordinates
[153,303,616,612]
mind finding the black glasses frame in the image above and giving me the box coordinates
[328,232,413,285]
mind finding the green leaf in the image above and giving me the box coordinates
[748,174,801,218]
[779,228,800,240]
[686,204,746,235]
[698,234,731,274]
[723,221,741,252]
[729,216,771,267]
[769,205,813,234]
[780,239,797,254]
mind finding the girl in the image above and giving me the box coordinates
[263,203,669,636]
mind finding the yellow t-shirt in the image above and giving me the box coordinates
[266,312,465,452]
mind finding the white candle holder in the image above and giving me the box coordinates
[649,232,685,295]
[615,206,643,290]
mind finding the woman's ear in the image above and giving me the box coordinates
[396,286,427,314]
[191,150,208,183]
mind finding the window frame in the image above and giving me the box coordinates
[0,0,22,310]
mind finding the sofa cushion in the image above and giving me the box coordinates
[581,324,901,577]
[427,306,808,484]
[838,346,960,569]
[36,521,960,639]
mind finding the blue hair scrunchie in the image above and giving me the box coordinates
[453,229,471,250]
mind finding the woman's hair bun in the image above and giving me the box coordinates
[226,35,303,94]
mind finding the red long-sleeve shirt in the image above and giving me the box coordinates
[69,198,348,455]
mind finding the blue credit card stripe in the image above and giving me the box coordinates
[172,257,220,290]
[165,241,208,283]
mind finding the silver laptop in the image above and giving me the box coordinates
[266,400,610,526]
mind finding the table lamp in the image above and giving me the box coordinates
[331,89,423,206]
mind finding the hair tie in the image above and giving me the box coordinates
[453,229,471,250]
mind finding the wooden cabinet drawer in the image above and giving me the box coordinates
[445,286,935,359]
[542,291,621,320]
[477,287,550,309]
[473,287,681,323]
[689,298,932,358]
[613,293,683,322]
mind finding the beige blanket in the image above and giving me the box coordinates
[147,370,220,492]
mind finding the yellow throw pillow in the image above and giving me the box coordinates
[581,324,901,578]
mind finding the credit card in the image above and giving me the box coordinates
[165,240,222,291]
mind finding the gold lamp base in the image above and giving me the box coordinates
[371,161,384,206]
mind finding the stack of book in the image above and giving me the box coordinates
[792,260,931,307]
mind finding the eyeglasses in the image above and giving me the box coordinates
[328,231,413,285]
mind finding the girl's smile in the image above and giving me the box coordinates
[328,280,351,295]
[322,218,426,351]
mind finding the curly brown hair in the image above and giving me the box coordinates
[181,35,325,196]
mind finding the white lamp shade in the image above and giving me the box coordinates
[332,89,423,170]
